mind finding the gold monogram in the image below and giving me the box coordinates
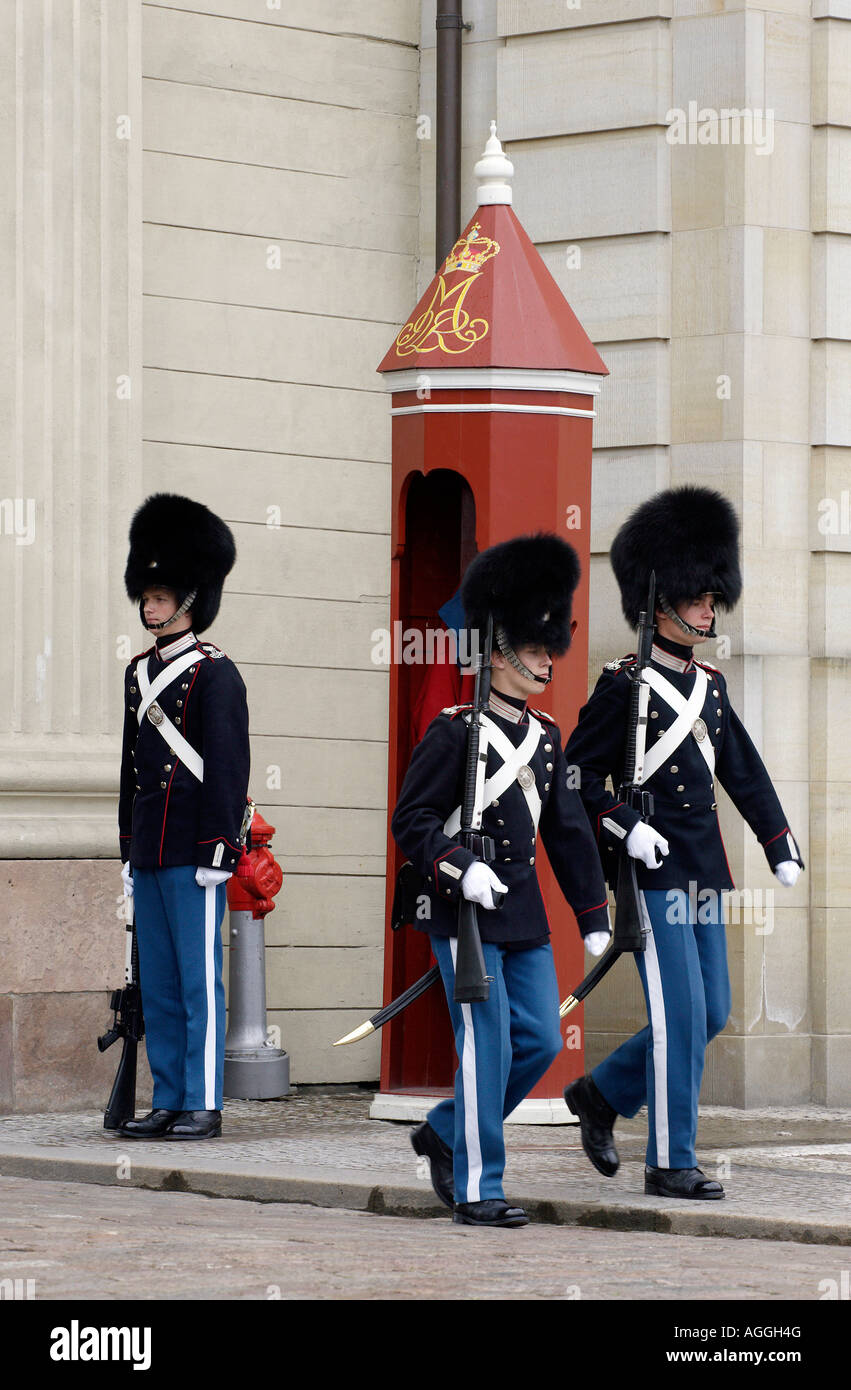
[395,272,491,357]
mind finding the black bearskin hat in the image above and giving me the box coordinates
[610,486,742,629]
[124,493,236,633]
[460,533,581,656]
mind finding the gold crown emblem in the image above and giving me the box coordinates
[444,223,500,275]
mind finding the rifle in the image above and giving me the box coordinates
[560,572,656,1017]
[98,890,145,1130]
[453,611,502,1003]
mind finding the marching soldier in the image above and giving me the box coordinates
[391,535,611,1227]
[564,487,804,1198]
[117,494,250,1140]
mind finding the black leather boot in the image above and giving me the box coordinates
[116,1109,181,1139]
[644,1165,725,1199]
[564,1075,619,1176]
[162,1110,222,1140]
[453,1199,529,1228]
[410,1121,454,1209]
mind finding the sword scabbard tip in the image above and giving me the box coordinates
[559,995,578,1019]
[332,1020,376,1047]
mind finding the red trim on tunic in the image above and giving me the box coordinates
[158,765,179,867]
[763,826,789,848]
[577,898,609,918]
[596,801,625,843]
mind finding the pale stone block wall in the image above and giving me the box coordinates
[136,0,419,1088]
[0,0,419,1108]
[811,4,851,1103]
[485,0,850,1104]
[0,0,144,1109]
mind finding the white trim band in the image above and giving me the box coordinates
[383,368,603,396]
[391,402,595,419]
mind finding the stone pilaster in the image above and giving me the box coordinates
[0,0,142,1109]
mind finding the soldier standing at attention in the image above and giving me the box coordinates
[564,487,804,1199]
[391,535,612,1228]
[117,494,250,1141]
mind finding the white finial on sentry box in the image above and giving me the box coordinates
[475,121,514,206]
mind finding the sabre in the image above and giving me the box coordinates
[332,965,441,1046]
[559,571,657,1016]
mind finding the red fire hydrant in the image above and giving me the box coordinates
[223,807,289,1098]
[227,810,283,919]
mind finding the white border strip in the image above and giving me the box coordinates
[391,403,595,418]
[204,883,217,1110]
[384,368,603,396]
[368,1093,578,1126]
[450,937,483,1202]
[641,893,670,1169]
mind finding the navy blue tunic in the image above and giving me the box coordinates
[391,698,610,946]
[118,638,250,872]
[565,639,803,891]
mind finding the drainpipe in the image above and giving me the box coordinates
[435,3,469,270]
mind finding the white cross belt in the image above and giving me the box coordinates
[136,651,205,783]
[443,714,544,838]
[639,666,714,783]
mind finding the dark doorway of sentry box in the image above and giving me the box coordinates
[380,467,477,1094]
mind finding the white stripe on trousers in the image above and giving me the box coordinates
[449,937,483,1203]
[640,893,670,1169]
[203,883,217,1110]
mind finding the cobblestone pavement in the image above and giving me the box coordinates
[0,1089,850,1248]
[0,1174,846,1303]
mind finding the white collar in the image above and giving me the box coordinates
[157,630,197,662]
[488,690,526,724]
[651,641,695,674]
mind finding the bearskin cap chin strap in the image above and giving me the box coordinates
[495,623,551,685]
[141,587,198,632]
[657,593,716,639]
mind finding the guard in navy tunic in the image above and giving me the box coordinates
[564,487,804,1199]
[117,494,249,1141]
[392,534,611,1227]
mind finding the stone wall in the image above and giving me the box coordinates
[480,0,850,1104]
[0,0,143,1109]
[0,0,420,1107]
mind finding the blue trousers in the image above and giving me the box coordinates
[133,866,226,1112]
[428,936,563,1203]
[592,888,731,1169]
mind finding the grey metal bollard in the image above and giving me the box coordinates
[224,908,290,1098]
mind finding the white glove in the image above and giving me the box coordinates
[626,821,670,869]
[121,862,134,897]
[774,860,801,888]
[585,930,610,958]
[460,862,508,911]
[196,867,232,889]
